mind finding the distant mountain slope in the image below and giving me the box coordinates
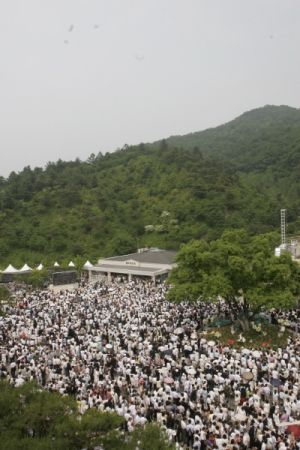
[160,105,300,171]
[1,105,300,267]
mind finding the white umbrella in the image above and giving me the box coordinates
[36,263,44,270]
[68,261,75,267]
[164,377,174,384]
[234,412,247,421]
[242,348,251,355]
[242,370,254,381]
[174,327,184,335]
[207,340,216,347]
[54,261,60,267]
[186,367,196,375]
[15,377,25,387]
[90,342,98,348]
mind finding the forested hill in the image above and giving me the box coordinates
[1,105,300,267]
[159,105,300,171]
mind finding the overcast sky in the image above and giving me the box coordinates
[0,0,299,177]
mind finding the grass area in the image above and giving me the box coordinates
[203,322,292,349]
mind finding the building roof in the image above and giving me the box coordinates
[91,263,168,277]
[105,249,177,265]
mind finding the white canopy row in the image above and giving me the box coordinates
[1,263,41,274]
[1,260,93,274]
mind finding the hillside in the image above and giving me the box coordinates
[161,105,300,171]
[1,105,300,267]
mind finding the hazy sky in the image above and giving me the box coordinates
[1,0,300,177]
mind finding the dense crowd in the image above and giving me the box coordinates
[0,280,300,449]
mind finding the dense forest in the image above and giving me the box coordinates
[0,105,300,268]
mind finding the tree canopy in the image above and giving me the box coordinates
[0,381,175,450]
[168,230,300,329]
[0,284,11,316]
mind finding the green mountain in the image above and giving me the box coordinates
[161,105,300,171]
[0,105,300,267]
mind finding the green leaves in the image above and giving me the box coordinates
[130,423,176,450]
[168,229,300,314]
[0,382,175,450]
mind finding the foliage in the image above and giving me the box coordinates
[163,105,300,172]
[0,106,300,265]
[17,269,50,289]
[0,381,122,449]
[168,229,300,329]
[0,284,11,301]
[0,381,173,450]
[0,284,11,315]
[130,423,176,450]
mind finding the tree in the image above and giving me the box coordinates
[18,269,49,289]
[106,233,136,256]
[0,382,124,450]
[0,382,175,450]
[129,423,176,450]
[0,285,11,315]
[168,229,300,331]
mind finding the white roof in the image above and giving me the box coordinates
[83,260,93,268]
[3,264,18,273]
[36,263,44,270]
[68,261,75,267]
[20,264,32,272]
[54,261,60,267]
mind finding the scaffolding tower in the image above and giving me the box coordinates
[281,209,287,247]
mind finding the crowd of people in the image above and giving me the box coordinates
[0,279,300,449]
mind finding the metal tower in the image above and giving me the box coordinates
[281,209,287,246]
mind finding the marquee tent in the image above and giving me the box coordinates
[3,264,18,273]
[83,260,93,269]
[19,264,32,273]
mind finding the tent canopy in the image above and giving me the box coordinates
[3,264,18,273]
[20,264,32,272]
[83,260,93,268]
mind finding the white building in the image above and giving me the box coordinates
[87,248,177,283]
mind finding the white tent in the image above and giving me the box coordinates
[68,261,75,267]
[83,260,93,269]
[54,261,60,267]
[19,264,32,272]
[36,263,44,271]
[3,264,19,273]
